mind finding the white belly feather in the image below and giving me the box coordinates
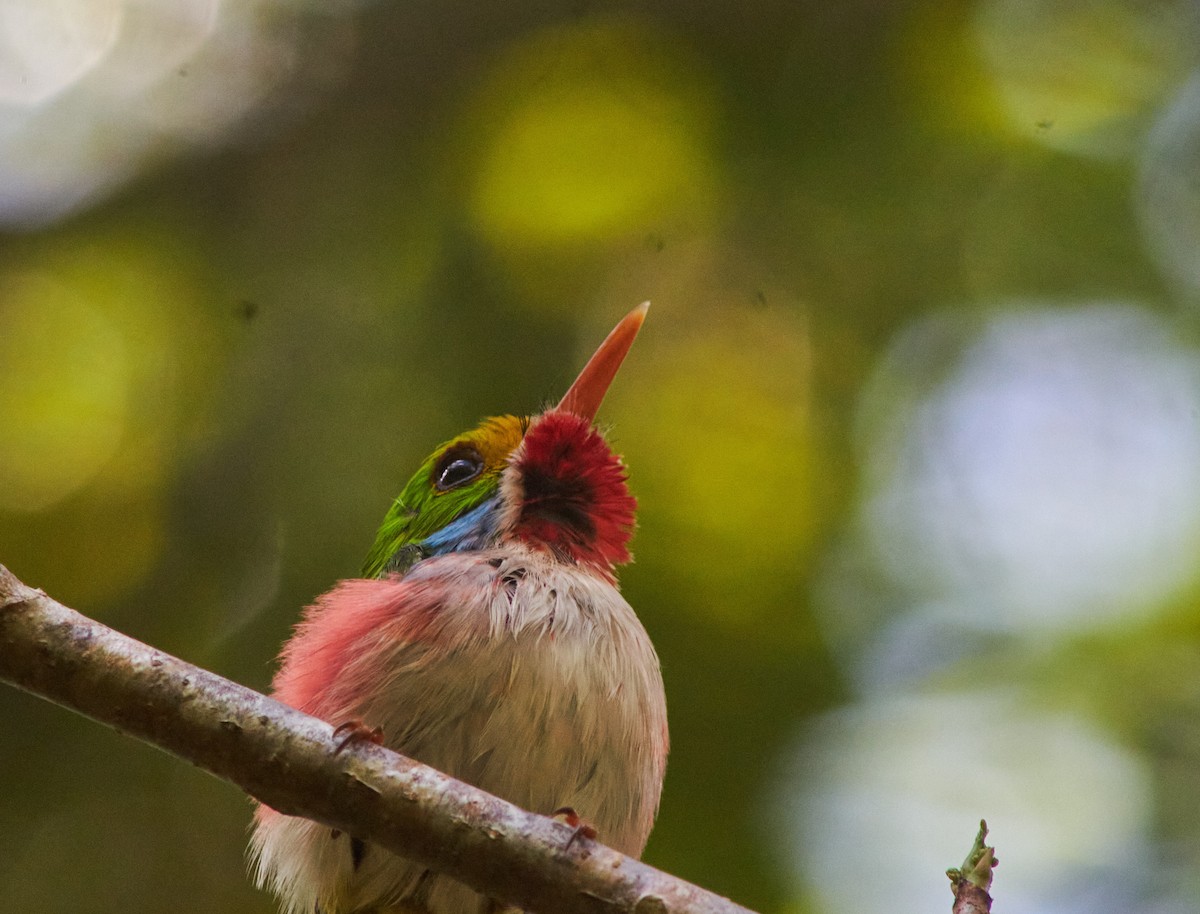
[250,546,667,914]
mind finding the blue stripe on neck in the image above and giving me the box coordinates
[421,497,502,556]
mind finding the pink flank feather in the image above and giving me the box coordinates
[271,577,441,720]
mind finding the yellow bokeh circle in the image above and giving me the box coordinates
[461,15,720,247]
[0,271,130,512]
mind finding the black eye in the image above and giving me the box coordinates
[433,448,484,491]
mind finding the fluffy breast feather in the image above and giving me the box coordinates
[251,546,667,914]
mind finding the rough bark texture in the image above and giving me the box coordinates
[0,564,753,914]
[950,882,993,914]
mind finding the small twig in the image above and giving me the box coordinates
[946,820,998,914]
[0,564,752,914]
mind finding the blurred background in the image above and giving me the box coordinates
[2,1,1200,912]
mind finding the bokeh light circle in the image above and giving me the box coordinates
[971,0,1198,159]
[0,0,122,106]
[774,690,1152,914]
[459,15,719,248]
[1137,71,1200,297]
[0,225,222,603]
[0,0,357,227]
[610,305,821,628]
[858,303,1200,634]
[0,272,129,512]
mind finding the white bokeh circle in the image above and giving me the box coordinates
[858,303,1200,633]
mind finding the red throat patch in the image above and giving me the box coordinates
[511,411,637,572]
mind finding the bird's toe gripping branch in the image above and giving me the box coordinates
[551,806,598,852]
[332,719,385,755]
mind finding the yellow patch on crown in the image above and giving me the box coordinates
[448,414,527,478]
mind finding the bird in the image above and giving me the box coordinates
[250,303,668,914]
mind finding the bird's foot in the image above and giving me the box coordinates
[331,719,385,754]
[552,806,598,851]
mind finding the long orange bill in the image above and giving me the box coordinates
[556,302,649,422]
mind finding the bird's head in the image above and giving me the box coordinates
[362,304,646,580]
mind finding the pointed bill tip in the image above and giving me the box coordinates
[556,302,650,422]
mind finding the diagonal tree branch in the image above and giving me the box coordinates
[0,564,754,914]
